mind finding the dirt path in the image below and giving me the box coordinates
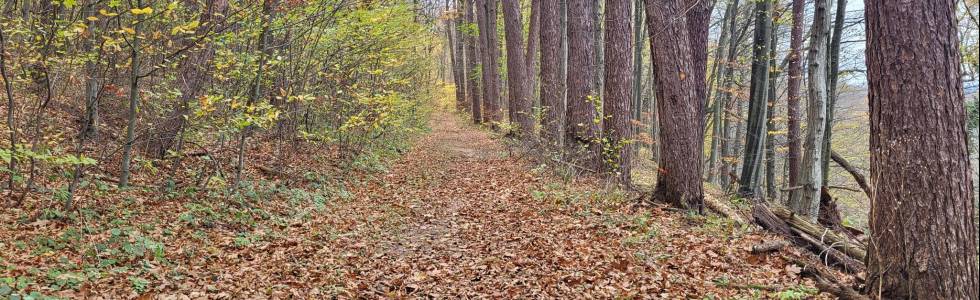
[285,110,821,298]
[2,110,822,299]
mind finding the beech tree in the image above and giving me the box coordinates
[865,0,980,297]
[737,0,773,198]
[789,0,829,220]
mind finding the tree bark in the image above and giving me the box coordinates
[788,0,829,221]
[785,0,804,203]
[566,0,601,169]
[820,0,846,184]
[477,0,503,125]
[737,0,773,198]
[764,19,780,201]
[464,0,483,123]
[602,0,633,183]
[865,0,980,297]
[502,0,533,138]
[539,0,563,147]
[644,0,705,211]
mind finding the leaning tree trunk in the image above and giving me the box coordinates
[737,0,773,198]
[464,0,483,123]
[788,0,829,221]
[119,0,143,188]
[501,0,533,138]
[865,0,980,298]
[565,0,601,169]
[645,0,705,211]
[785,0,804,203]
[602,0,633,184]
[540,0,564,148]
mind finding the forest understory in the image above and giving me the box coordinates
[1,108,850,299]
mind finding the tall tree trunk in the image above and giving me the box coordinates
[540,0,564,147]
[820,0,845,184]
[465,0,483,123]
[448,0,467,111]
[525,0,540,97]
[477,0,503,126]
[685,0,714,127]
[566,0,601,169]
[865,0,980,297]
[764,19,780,201]
[502,0,533,137]
[785,0,804,202]
[788,0,829,220]
[645,0,705,211]
[603,0,633,183]
[737,0,774,198]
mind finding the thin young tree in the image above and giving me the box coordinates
[865,0,980,297]
[476,0,502,125]
[603,0,633,183]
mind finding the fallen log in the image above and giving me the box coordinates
[791,227,866,275]
[705,195,747,224]
[791,258,867,300]
[771,207,867,262]
[750,241,788,254]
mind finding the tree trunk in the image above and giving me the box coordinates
[502,0,533,138]
[464,0,483,123]
[233,0,277,188]
[737,0,774,198]
[684,0,714,124]
[644,0,705,211]
[764,19,780,201]
[119,0,143,188]
[540,0,564,148]
[477,0,503,126]
[820,0,845,184]
[565,0,601,169]
[525,0,540,97]
[865,0,980,297]
[788,0,829,220]
[630,0,644,152]
[602,0,633,183]
[785,0,804,203]
[449,0,467,112]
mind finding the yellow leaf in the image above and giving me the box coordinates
[99,9,118,17]
[86,16,99,21]
[130,7,153,15]
[121,27,135,34]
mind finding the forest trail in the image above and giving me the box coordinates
[1,110,825,299]
[242,109,825,299]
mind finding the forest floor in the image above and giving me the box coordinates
[2,109,833,299]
